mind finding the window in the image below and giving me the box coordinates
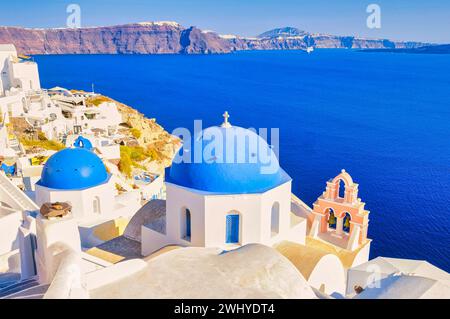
[93,196,100,214]
[327,208,336,229]
[226,213,240,244]
[343,213,351,233]
[181,208,191,242]
[271,202,280,236]
[338,179,346,199]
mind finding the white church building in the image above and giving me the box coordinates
[141,114,307,255]
[33,146,141,247]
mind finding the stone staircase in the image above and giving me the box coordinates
[0,276,49,299]
[0,272,21,290]
[0,171,39,211]
[11,141,25,154]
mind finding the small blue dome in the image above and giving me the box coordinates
[38,148,109,190]
[73,136,93,151]
[166,125,291,194]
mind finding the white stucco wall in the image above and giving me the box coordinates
[0,208,22,255]
[41,120,68,140]
[139,175,164,200]
[166,181,292,249]
[350,241,371,268]
[260,182,293,245]
[64,134,121,160]
[96,102,122,126]
[166,183,206,247]
[204,193,262,248]
[0,125,8,153]
[141,226,172,256]
[0,45,17,96]
[35,179,116,221]
[307,254,347,296]
[97,144,120,160]
[142,181,299,256]
[35,213,81,284]
[10,61,41,92]
[0,92,26,121]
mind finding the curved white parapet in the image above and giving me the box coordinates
[307,254,346,296]
[88,244,317,299]
[275,241,346,296]
[84,259,147,292]
[43,249,89,299]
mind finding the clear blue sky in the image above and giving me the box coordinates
[1,0,449,43]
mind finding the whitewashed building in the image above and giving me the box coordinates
[141,115,307,255]
[64,134,121,161]
[34,147,141,246]
[0,44,40,96]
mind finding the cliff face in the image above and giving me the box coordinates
[360,44,450,54]
[0,24,428,55]
[180,27,232,54]
[308,35,425,49]
[229,27,428,51]
[0,23,232,55]
[229,37,309,51]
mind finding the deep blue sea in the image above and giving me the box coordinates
[33,50,450,271]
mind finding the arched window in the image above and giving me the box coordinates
[343,212,351,233]
[180,208,191,241]
[271,202,280,237]
[326,208,336,229]
[226,212,240,244]
[186,210,191,238]
[338,179,346,199]
[93,196,100,214]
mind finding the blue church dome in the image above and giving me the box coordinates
[166,121,291,194]
[38,148,109,190]
[73,136,93,151]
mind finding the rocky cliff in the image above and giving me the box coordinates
[228,27,428,51]
[0,22,232,55]
[360,44,450,54]
[0,23,428,55]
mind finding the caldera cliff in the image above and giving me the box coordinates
[0,24,429,55]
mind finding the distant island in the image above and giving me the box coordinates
[360,44,450,54]
[0,23,430,55]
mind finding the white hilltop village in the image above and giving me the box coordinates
[0,44,448,299]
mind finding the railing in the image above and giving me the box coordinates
[0,171,39,211]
